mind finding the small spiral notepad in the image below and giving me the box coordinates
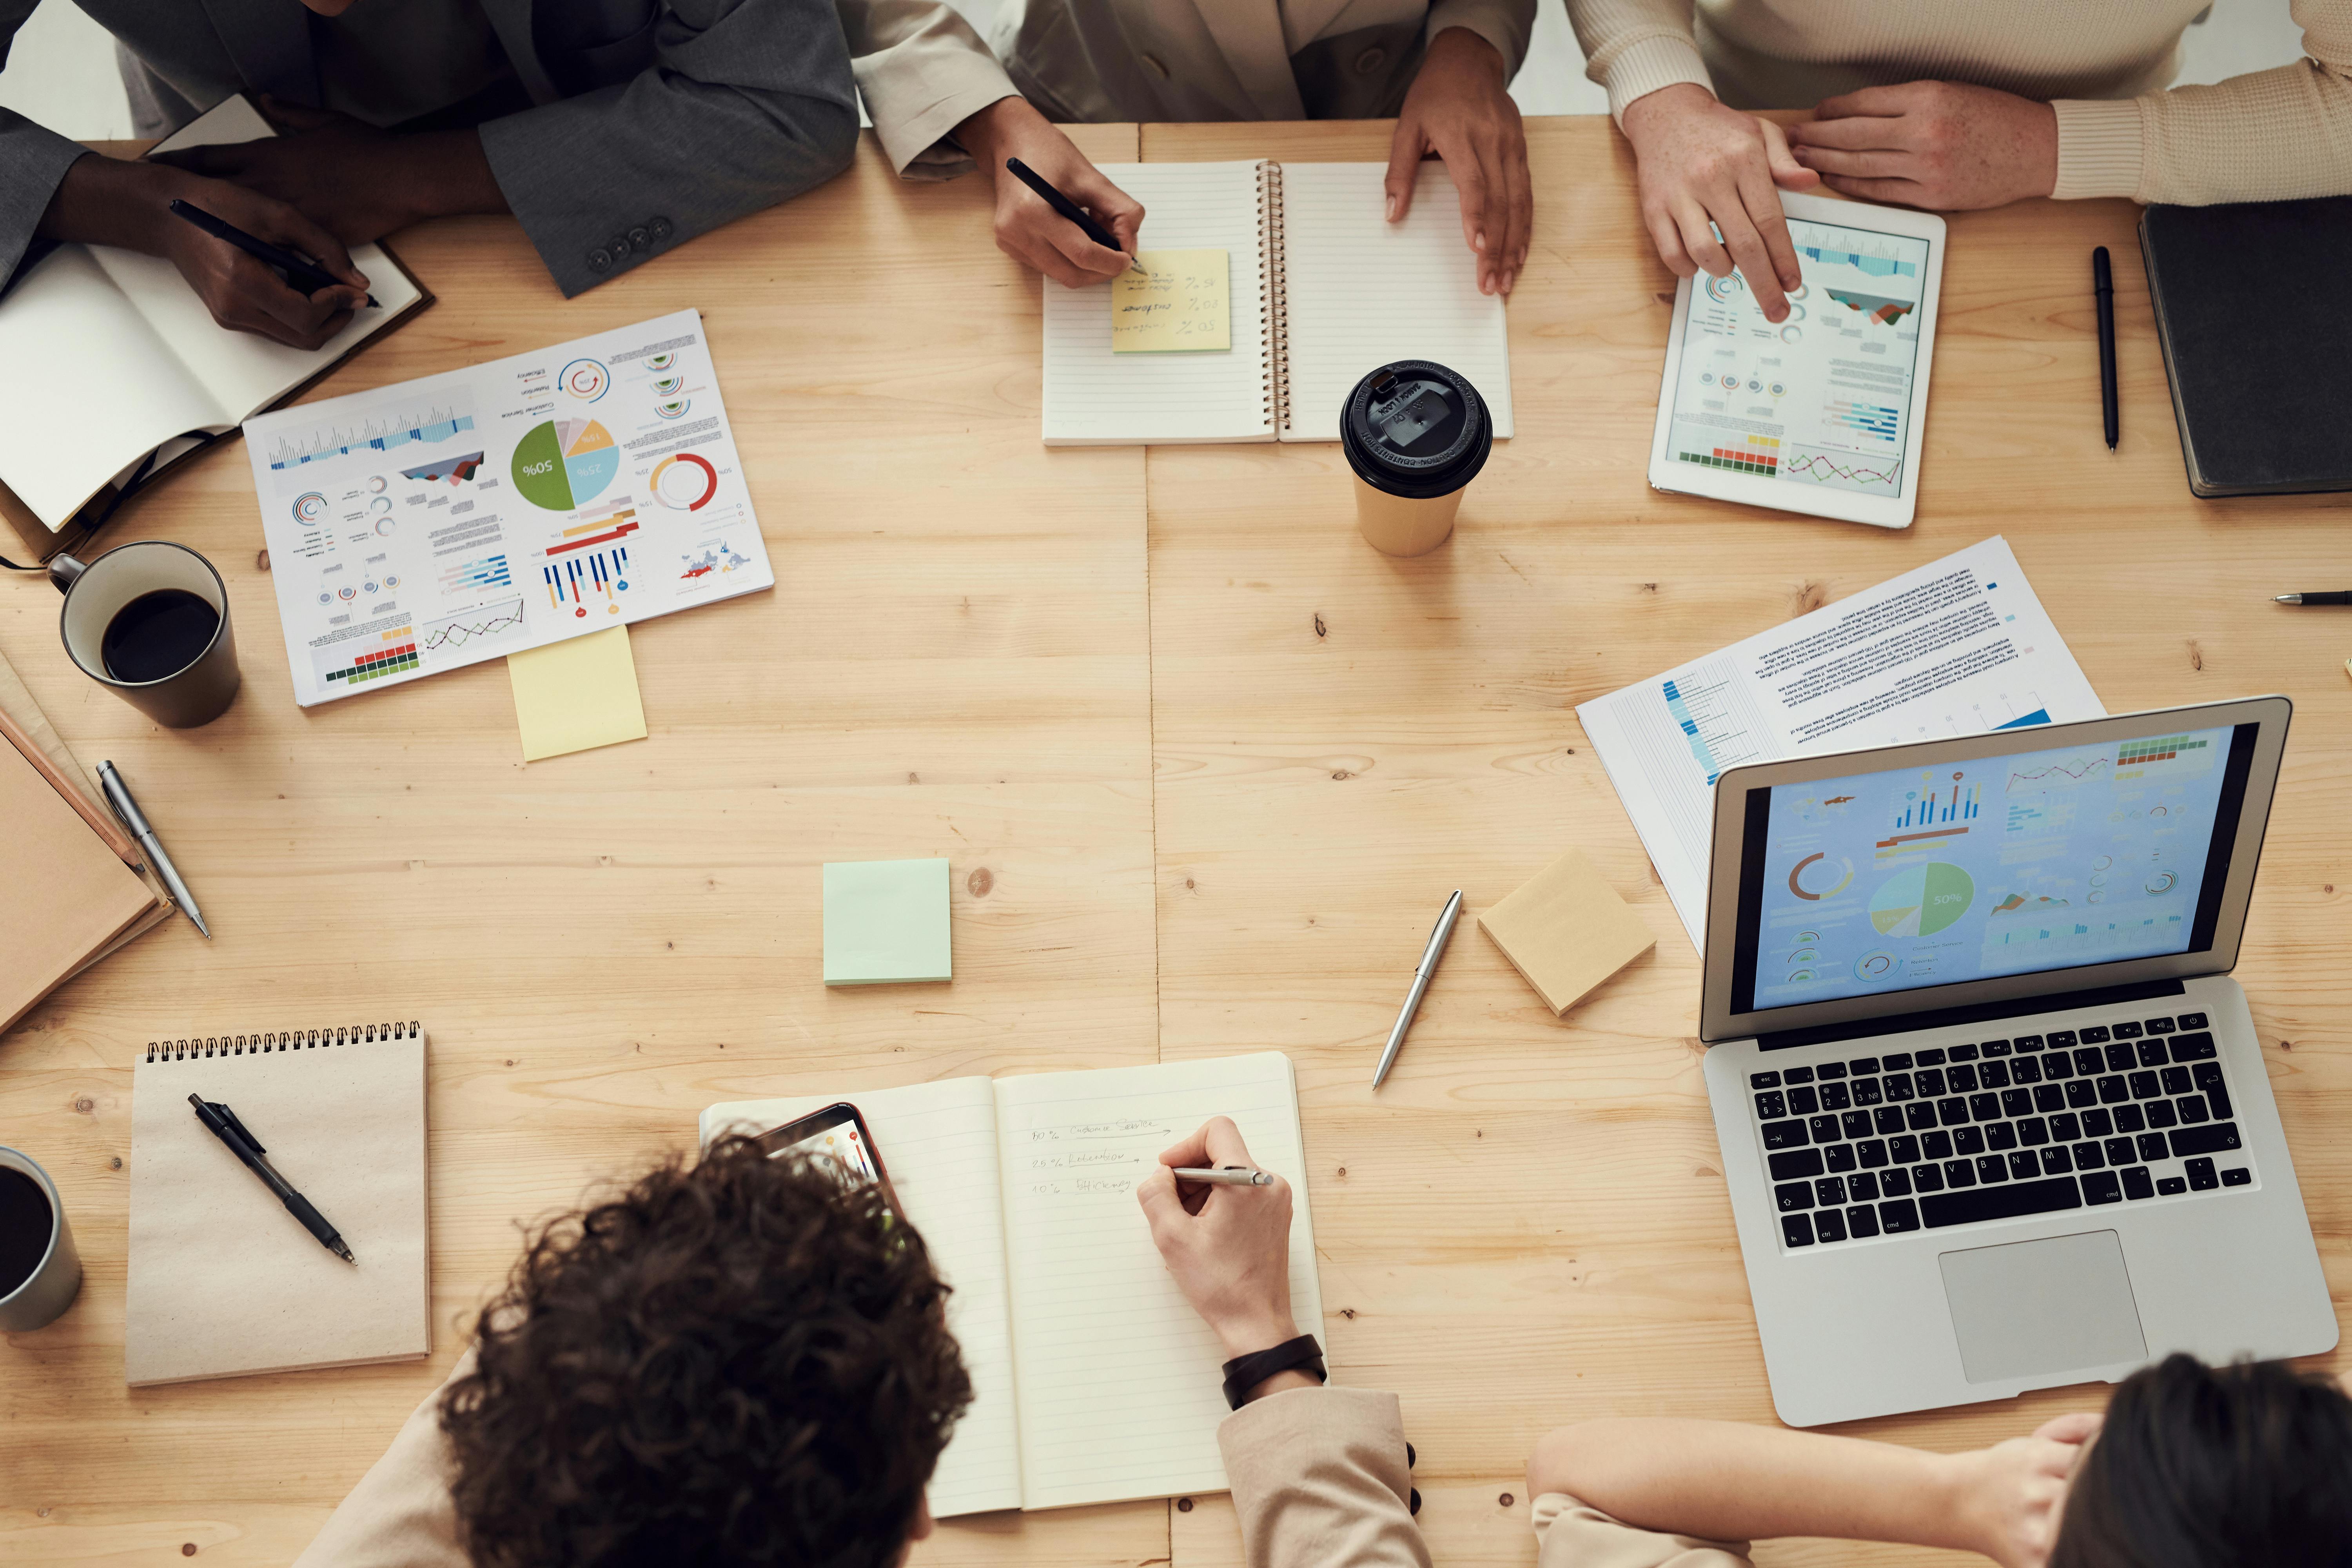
[1042,160,1514,445]
[126,1023,430,1387]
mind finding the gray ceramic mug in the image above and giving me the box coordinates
[0,1146,82,1332]
[52,541,240,728]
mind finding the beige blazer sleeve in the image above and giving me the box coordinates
[291,1357,474,1568]
[1531,1493,1756,1568]
[1219,1385,1433,1568]
[835,0,1019,179]
[2051,0,2352,203]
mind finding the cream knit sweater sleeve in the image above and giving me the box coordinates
[2053,0,2352,203]
[1564,0,2352,206]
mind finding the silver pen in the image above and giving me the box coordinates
[1173,1167,1273,1187]
[1371,890,1462,1089]
[96,761,209,938]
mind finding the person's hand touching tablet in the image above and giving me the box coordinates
[955,97,1145,288]
[1619,82,1819,323]
[1386,26,1532,297]
[1137,1117,1318,1403]
[1786,82,2059,211]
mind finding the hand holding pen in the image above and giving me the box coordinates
[951,98,1146,287]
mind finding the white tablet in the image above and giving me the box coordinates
[1647,193,1947,529]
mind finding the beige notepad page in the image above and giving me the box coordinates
[127,1026,430,1386]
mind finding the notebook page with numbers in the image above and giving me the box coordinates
[1041,161,1511,445]
[702,1051,1320,1514]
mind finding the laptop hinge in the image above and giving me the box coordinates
[1754,978,2190,1053]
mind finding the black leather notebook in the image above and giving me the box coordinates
[2140,197,2352,498]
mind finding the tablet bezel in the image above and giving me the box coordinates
[1646,192,1948,530]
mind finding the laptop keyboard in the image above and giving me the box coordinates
[1750,1011,2256,1250]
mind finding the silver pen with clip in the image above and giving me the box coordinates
[96,761,209,938]
[1371,890,1462,1089]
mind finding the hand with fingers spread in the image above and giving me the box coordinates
[1387,26,1532,297]
[1619,82,1818,323]
[151,94,504,247]
[955,96,1145,288]
[1950,1412,2102,1568]
[35,154,368,350]
[1136,1117,1311,1399]
[1788,81,2059,211]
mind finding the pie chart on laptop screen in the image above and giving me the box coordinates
[1870,862,1975,937]
[512,419,620,510]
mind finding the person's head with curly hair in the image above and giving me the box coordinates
[439,1134,973,1568]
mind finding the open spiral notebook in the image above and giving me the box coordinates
[127,1023,430,1386]
[1042,161,1514,445]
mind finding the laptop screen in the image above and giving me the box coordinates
[1730,721,2259,1014]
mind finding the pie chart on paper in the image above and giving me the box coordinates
[512,419,620,510]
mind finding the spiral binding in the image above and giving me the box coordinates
[1258,161,1291,435]
[145,1020,422,1063]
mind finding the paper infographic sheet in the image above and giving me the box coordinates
[1578,538,2105,951]
[243,311,769,706]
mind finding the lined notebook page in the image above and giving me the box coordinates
[995,1053,1321,1510]
[1278,162,1515,442]
[126,1033,430,1386]
[1042,162,1272,445]
[700,1078,1021,1517]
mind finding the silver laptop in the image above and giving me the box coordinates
[1698,697,2335,1426]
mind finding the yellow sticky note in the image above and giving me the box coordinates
[1111,249,1231,353]
[506,625,647,762]
[1477,848,1657,1016]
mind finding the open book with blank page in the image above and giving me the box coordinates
[1043,161,1513,446]
[700,1051,1323,1514]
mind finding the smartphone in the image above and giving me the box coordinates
[753,1103,902,1216]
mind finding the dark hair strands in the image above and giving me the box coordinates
[441,1135,973,1568]
[2051,1353,2352,1568]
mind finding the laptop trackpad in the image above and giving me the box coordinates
[1938,1230,2147,1384]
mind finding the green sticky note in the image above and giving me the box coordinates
[823,859,952,985]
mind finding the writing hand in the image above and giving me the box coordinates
[1949,1411,2101,1568]
[955,96,1144,288]
[1136,1117,1301,1367]
[36,156,366,349]
[1788,81,2058,211]
[1619,82,1816,323]
[1386,26,1531,296]
[153,94,501,244]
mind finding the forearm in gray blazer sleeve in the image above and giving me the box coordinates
[0,0,100,288]
[477,0,860,297]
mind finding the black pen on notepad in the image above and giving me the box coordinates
[1004,159,1144,275]
[168,199,378,307]
[189,1093,357,1263]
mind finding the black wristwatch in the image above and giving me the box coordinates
[1221,1334,1327,1410]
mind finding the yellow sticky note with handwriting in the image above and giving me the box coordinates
[507,624,647,762]
[1111,249,1231,353]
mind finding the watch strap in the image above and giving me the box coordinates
[1221,1333,1327,1410]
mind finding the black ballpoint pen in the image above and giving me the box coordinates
[1003,158,1145,274]
[167,199,379,307]
[2092,245,2118,450]
[189,1094,357,1263]
[2274,592,2352,605]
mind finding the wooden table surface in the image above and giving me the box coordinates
[2,116,2346,1568]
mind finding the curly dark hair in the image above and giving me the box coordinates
[2052,1353,2352,1568]
[441,1134,972,1568]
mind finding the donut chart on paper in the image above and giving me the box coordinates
[651,451,719,510]
[512,419,620,510]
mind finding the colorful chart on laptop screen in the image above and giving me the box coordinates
[512,419,620,510]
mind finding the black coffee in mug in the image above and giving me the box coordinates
[0,1165,53,1297]
[101,588,222,684]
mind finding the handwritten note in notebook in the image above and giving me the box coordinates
[701,1052,1320,1514]
[1112,251,1231,353]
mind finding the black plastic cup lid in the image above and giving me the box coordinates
[1340,359,1491,499]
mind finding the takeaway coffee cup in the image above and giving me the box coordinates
[1339,359,1493,557]
[51,540,241,728]
[0,1146,82,1333]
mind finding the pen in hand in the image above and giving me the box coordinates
[1004,158,1145,275]
[1173,1166,1273,1187]
[167,198,379,308]
[189,1094,356,1264]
